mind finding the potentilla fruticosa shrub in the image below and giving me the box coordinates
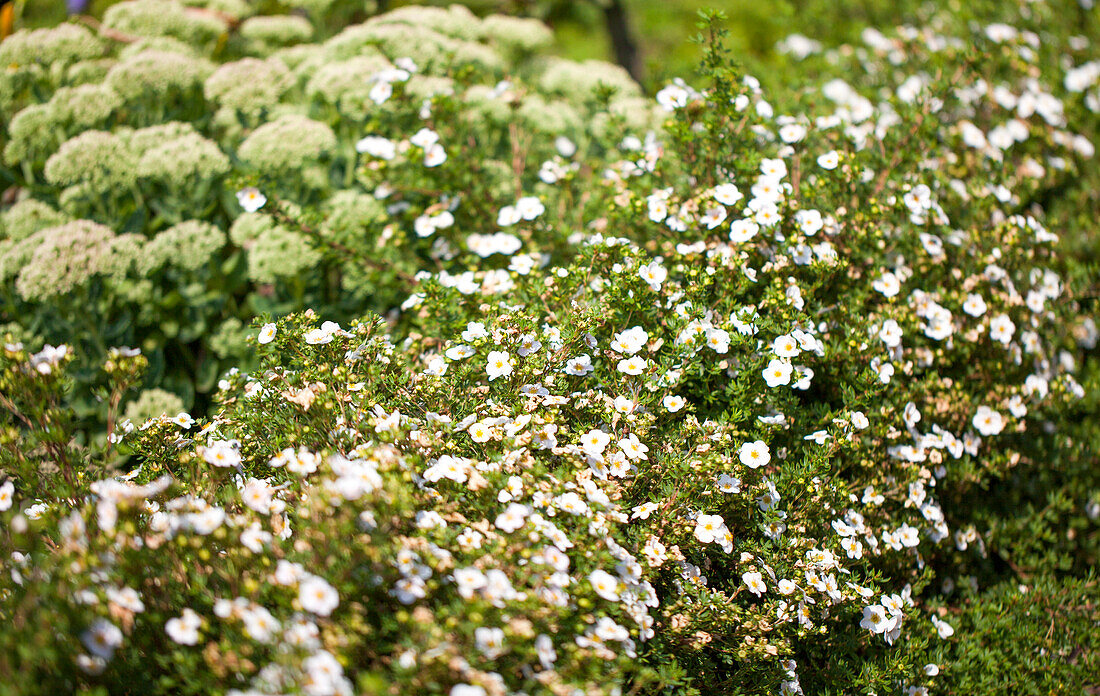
[1,1,1099,695]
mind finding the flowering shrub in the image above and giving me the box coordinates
[2,1,1100,695]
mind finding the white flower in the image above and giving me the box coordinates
[451,685,487,696]
[203,440,240,468]
[742,571,767,596]
[663,394,685,412]
[236,187,266,212]
[610,326,648,354]
[817,150,839,169]
[516,196,545,220]
[355,135,396,159]
[879,319,903,347]
[0,480,13,511]
[565,354,594,376]
[299,576,340,616]
[779,123,806,143]
[851,411,869,430]
[739,440,771,469]
[589,569,620,601]
[454,567,487,599]
[617,356,647,375]
[968,292,994,316]
[257,323,277,345]
[705,328,731,353]
[165,609,201,645]
[475,626,506,658]
[772,334,800,358]
[729,218,759,243]
[423,143,447,167]
[639,261,667,290]
[656,83,690,111]
[990,314,1016,344]
[494,503,530,533]
[713,183,743,205]
[860,604,891,633]
[931,615,955,638]
[873,272,901,298]
[82,619,123,659]
[485,351,514,381]
[694,514,725,543]
[972,405,1005,436]
[618,434,649,460]
[580,429,611,456]
[172,412,194,429]
[763,359,793,387]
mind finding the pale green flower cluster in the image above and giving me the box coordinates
[237,16,314,56]
[229,213,322,283]
[123,387,185,425]
[101,0,229,51]
[12,221,142,300]
[44,130,139,193]
[138,220,225,274]
[0,200,70,243]
[0,23,104,68]
[205,57,293,114]
[104,49,213,105]
[136,132,230,188]
[305,54,394,118]
[237,114,337,171]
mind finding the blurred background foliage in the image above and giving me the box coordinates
[20,0,1092,93]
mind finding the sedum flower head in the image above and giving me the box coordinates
[228,212,274,246]
[4,85,122,166]
[448,40,505,73]
[3,105,58,167]
[538,58,642,101]
[124,388,185,425]
[324,22,447,68]
[238,15,314,54]
[208,317,248,358]
[518,95,582,136]
[237,114,335,171]
[179,0,255,18]
[136,132,230,187]
[105,49,213,103]
[404,75,455,100]
[120,121,199,153]
[0,24,104,68]
[245,226,322,284]
[321,191,387,245]
[371,5,483,41]
[65,59,117,87]
[306,54,394,117]
[482,15,554,55]
[138,220,225,274]
[102,0,229,51]
[44,131,138,192]
[0,199,70,243]
[205,58,292,114]
[49,84,124,128]
[14,221,142,300]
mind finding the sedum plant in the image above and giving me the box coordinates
[0,0,654,438]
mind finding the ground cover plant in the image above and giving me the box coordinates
[1,1,1099,695]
